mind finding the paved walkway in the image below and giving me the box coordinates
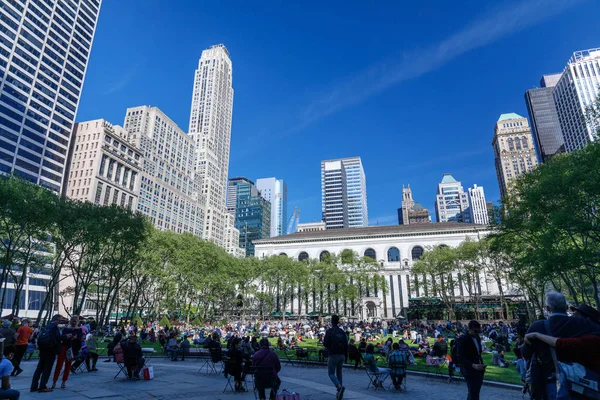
[12,357,522,399]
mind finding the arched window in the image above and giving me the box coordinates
[515,137,522,151]
[319,251,330,262]
[522,137,528,149]
[387,247,400,262]
[411,246,424,261]
[298,252,309,262]
[508,138,514,151]
[279,253,288,257]
[364,248,376,261]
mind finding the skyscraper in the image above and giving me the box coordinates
[492,113,539,199]
[124,106,203,236]
[256,177,287,237]
[434,174,470,223]
[397,185,430,225]
[467,184,489,225]
[228,177,271,257]
[321,157,368,230]
[66,119,141,210]
[321,160,347,229]
[553,48,600,152]
[0,0,102,193]
[188,44,234,247]
[525,73,565,162]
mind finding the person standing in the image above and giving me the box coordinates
[0,321,16,355]
[31,315,63,393]
[12,319,33,376]
[323,315,348,400]
[52,316,82,389]
[457,320,486,400]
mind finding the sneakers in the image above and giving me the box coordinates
[38,388,53,393]
[336,385,345,399]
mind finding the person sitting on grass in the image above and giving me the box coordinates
[363,344,388,389]
[431,336,448,358]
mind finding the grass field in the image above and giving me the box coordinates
[86,335,521,385]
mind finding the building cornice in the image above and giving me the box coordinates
[255,225,490,246]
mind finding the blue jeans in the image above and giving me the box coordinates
[0,388,20,400]
[328,354,345,387]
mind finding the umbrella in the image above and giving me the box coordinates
[303,324,310,329]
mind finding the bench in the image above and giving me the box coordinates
[182,347,208,361]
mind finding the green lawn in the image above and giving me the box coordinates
[52,335,522,385]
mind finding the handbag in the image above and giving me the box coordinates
[66,348,74,361]
[142,366,154,380]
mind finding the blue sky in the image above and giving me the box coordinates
[77,0,600,226]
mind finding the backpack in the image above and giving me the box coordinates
[37,324,58,350]
[330,327,347,354]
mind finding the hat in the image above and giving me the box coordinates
[570,304,600,323]
[2,320,10,328]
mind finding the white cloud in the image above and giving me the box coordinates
[292,0,582,131]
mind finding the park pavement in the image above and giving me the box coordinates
[12,356,523,400]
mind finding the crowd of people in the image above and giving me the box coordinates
[0,291,597,400]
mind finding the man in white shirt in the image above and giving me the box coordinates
[0,339,20,399]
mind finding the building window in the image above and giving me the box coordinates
[411,246,424,261]
[364,248,376,261]
[387,247,400,262]
[298,252,309,262]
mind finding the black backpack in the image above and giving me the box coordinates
[37,324,58,350]
[330,328,347,354]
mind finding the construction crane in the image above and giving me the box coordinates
[286,206,300,234]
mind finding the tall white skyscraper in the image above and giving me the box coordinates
[321,157,368,229]
[553,48,600,152]
[467,184,489,225]
[0,0,102,193]
[434,174,471,223]
[188,44,234,247]
[256,177,287,237]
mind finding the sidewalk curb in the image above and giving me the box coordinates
[280,359,522,391]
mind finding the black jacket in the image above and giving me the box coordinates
[456,334,484,379]
[520,314,600,377]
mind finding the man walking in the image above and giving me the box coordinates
[457,320,486,400]
[323,315,348,400]
[12,319,32,376]
[31,315,63,393]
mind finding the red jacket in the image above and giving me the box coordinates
[556,335,600,373]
